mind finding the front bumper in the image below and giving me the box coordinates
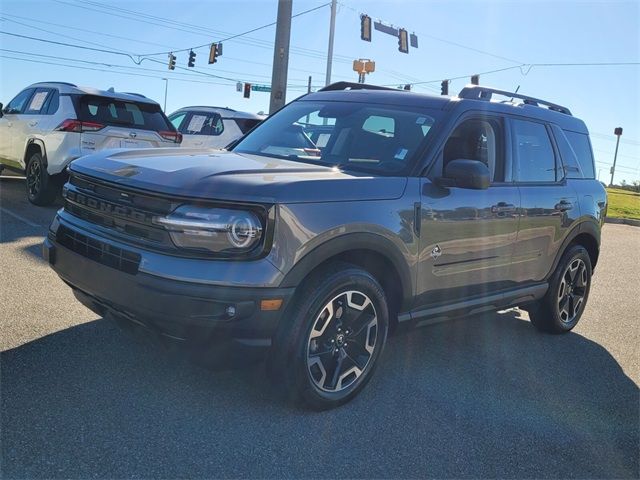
[43,218,294,355]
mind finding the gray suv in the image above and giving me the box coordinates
[43,83,607,409]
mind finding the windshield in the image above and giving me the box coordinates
[232,100,438,174]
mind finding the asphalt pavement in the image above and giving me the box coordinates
[1,176,638,479]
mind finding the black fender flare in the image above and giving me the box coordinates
[279,232,414,304]
[25,138,48,168]
[546,219,601,280]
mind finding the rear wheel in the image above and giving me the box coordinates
[26,151,57,206]
[268,263,389,410]
[526,245,592,333]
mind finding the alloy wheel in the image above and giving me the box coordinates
[557,258,588,324]
[306,290,378,393]
[27,159,41,196]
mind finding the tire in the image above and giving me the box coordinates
[25,151,58,206]
[526,245,592,334]
[268,262,389,410]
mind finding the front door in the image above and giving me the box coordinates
[416,115,520,307]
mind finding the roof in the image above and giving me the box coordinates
[27,82,159,105]
[169,106,265,119]
[303,83,588,134]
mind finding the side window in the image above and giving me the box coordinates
[184,112,224,136]
[442,117,505,183]
[511,119,557,182]
[564,131,595,179]
[169,112,187,131]
[362,115,395,136]
[234,118,262,134]
[24,88,53,115]
[5,88,35,114]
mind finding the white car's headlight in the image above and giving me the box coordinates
[153,205,263,254]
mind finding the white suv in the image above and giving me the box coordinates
[168,106,264,149]
[0,82,181,205]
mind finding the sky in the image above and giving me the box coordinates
[0,0,638,183]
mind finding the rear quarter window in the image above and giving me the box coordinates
[564,131,595,179]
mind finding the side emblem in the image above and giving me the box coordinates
[431,244,442,259]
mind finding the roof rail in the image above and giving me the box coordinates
[319,81,399,92]
[32,81,78,87]
[458,85,572,116]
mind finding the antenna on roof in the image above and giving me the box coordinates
[107,87,115,92]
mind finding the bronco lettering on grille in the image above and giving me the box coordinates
[66,190,150,223]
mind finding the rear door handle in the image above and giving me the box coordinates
[28,121,38,127]
[555,200,573,212]
[491,202,516,214]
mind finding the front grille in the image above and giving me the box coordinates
[64,174,174,249]
[57,224,141,274]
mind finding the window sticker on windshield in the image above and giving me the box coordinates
[394,148,409,160]
[415,117,427,125]
[187,115,207,132]
[28,91,48,112]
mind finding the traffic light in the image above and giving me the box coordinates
[360,14,372,42]
[188,49,196,68]
[168,53,176,70]
[243,83,251,99]
[209,43,217,64]
[471,74,479,85]
[440,80,449,95]
[398,28,409,53]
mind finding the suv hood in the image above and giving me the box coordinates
[69,149,408,203]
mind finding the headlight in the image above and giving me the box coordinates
[153,205,263,254]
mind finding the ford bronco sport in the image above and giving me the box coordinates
[44,83,607,409]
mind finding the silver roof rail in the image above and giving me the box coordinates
[458,85,572,116]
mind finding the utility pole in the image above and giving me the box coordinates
[307,75,312,93]
[162,78,168,113]
[325,0,337,86]
[269,0,293,114]
[610,127,623,186]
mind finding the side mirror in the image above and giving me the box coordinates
[436,159,490,190]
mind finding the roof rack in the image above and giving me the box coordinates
[319,81,399,92]
[180,106,237,112]
[457,85,572,116]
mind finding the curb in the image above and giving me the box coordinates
[605,217,640,227]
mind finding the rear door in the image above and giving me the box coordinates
[178,111,233,149]
[75,96,176,155]
[509,117,580,284]
[12,88,59,160]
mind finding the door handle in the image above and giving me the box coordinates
[491,202,516,214]
[29,121,38,127]
[555,200,573,212]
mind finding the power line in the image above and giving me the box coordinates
[140,2,331,57]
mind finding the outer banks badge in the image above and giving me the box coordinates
[431,244,442,259]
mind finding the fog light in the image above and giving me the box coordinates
[260,299,283,311]
[225,305,236,317]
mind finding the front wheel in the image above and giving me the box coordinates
[268,263,389,410]
[525,245,592,333]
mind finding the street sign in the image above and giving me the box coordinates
[251,85,271,92]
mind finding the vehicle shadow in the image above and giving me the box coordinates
[1,310,638,479]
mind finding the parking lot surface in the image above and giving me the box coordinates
[1,176,638,479]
